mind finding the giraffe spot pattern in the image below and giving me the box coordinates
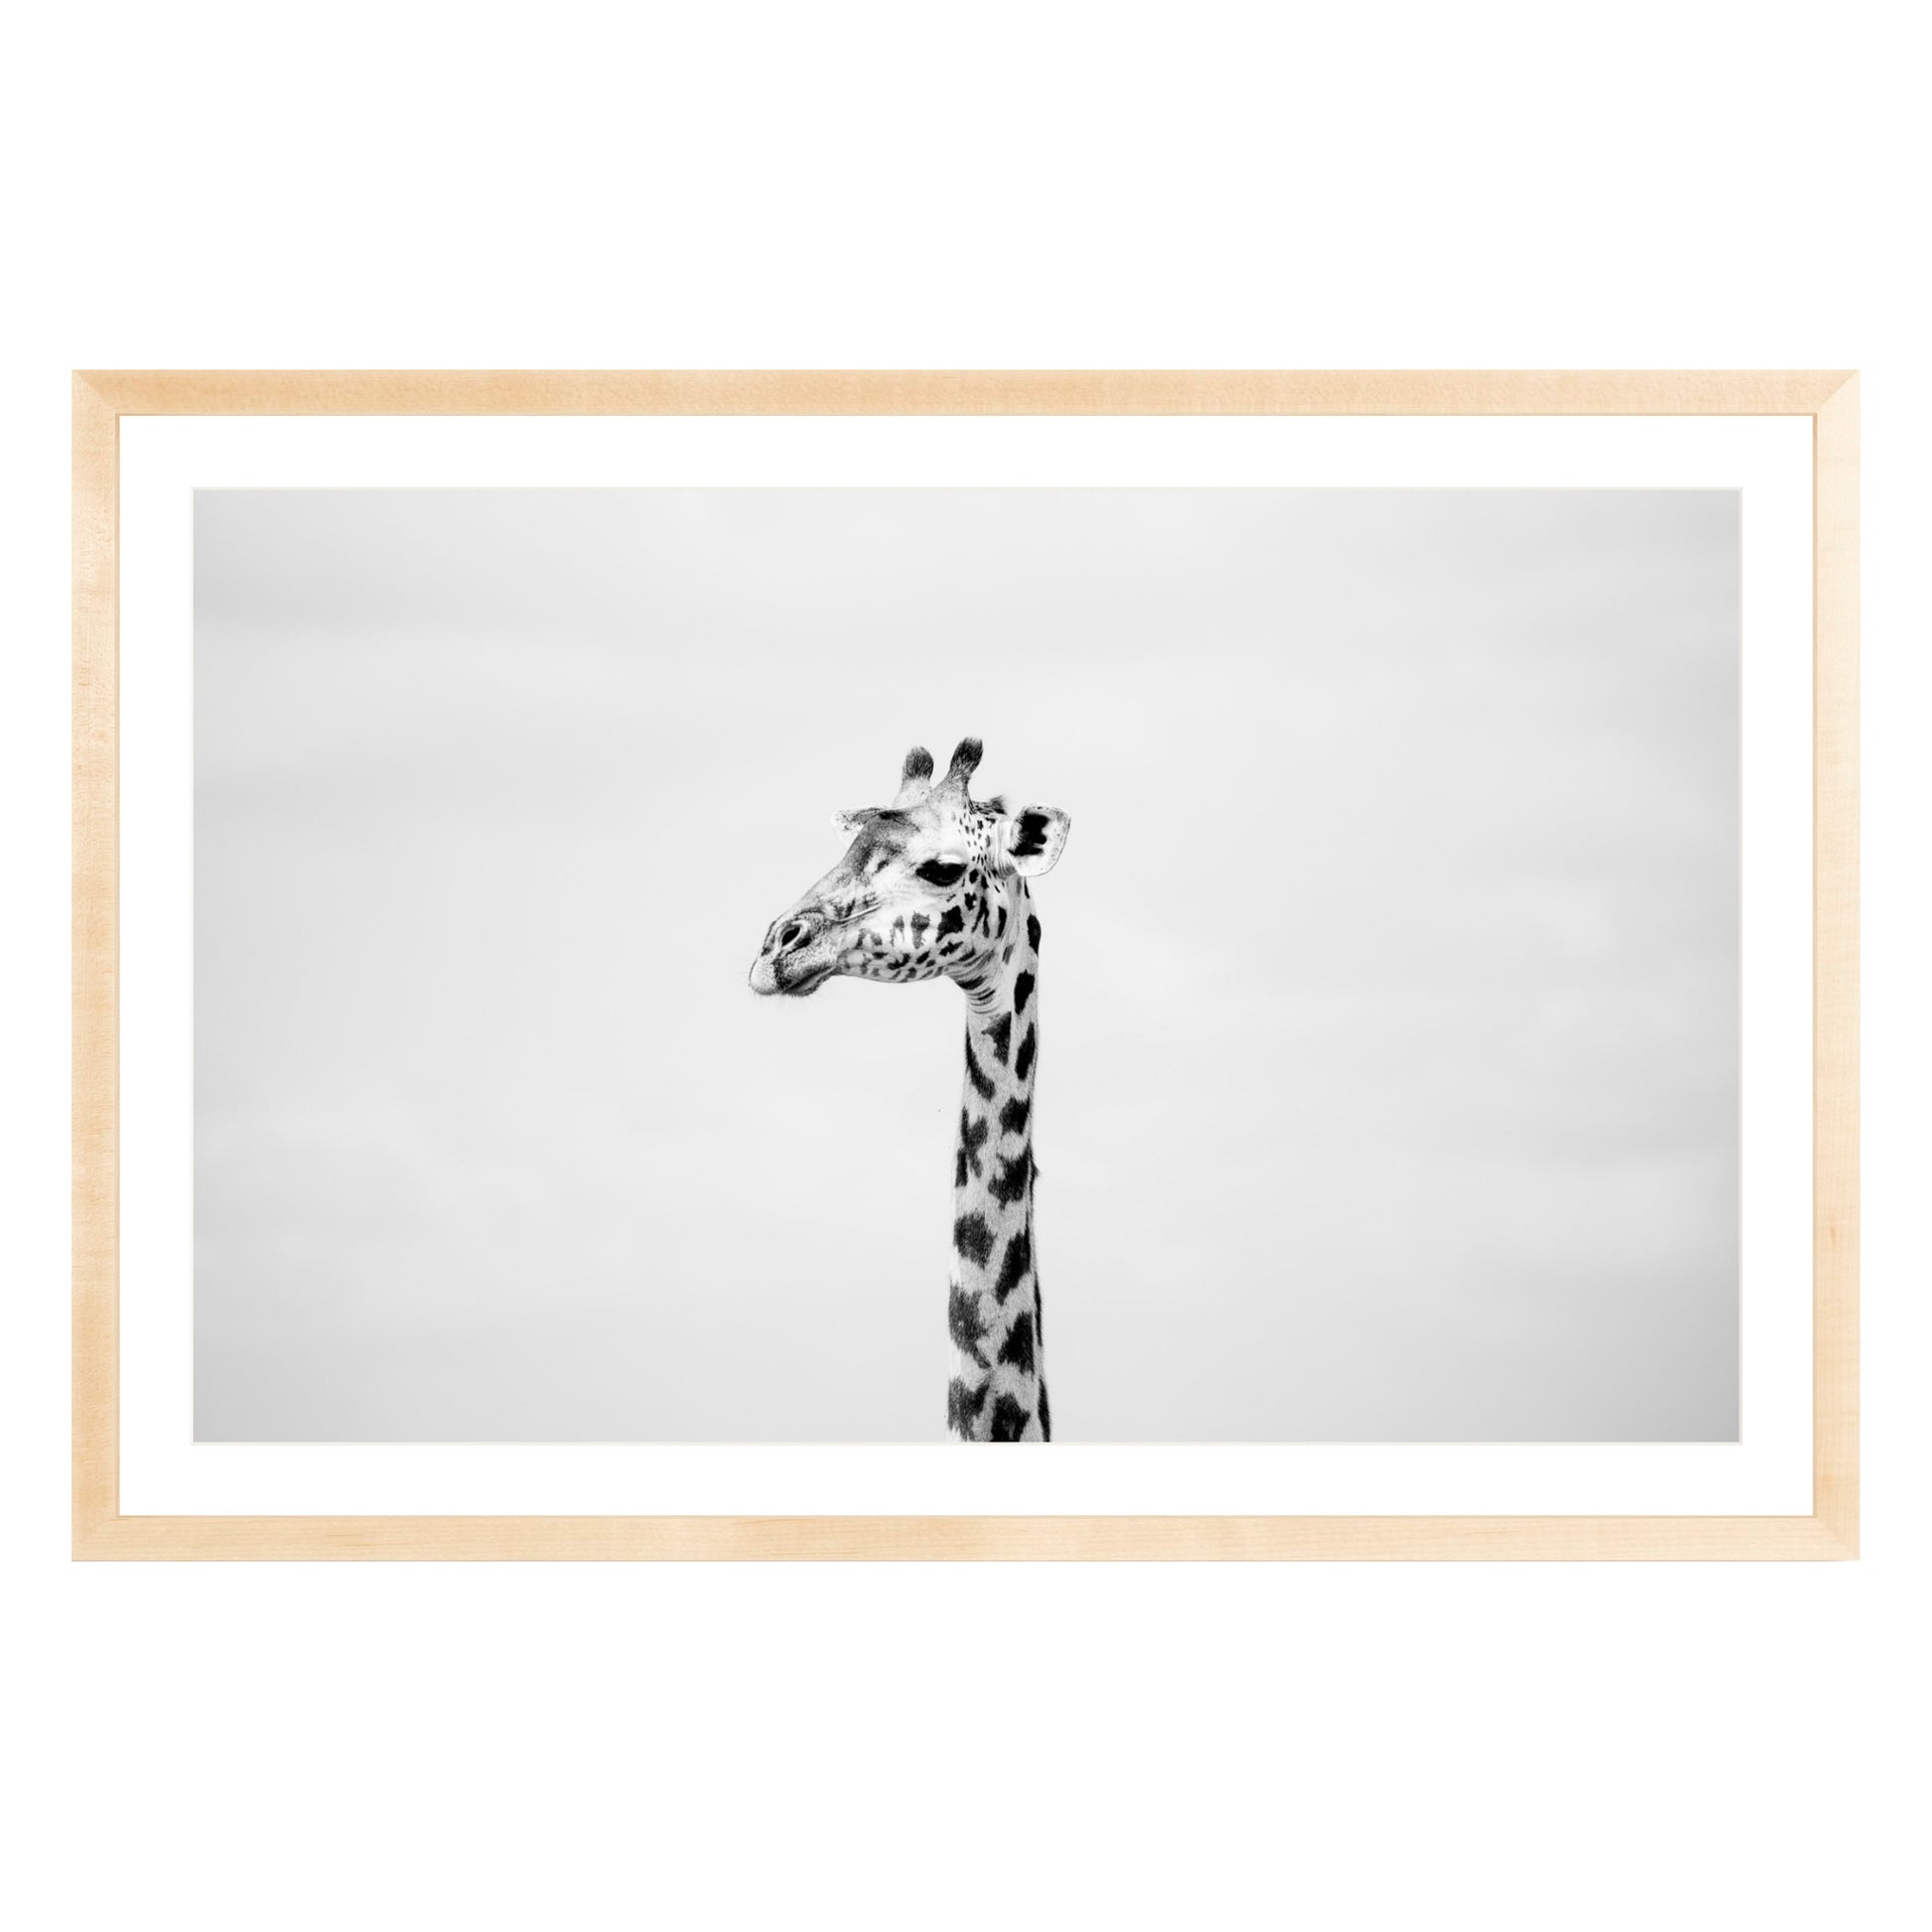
[988,1149,1031,1208]
[989,1394,1032,1443]
[1015,1025,1036,1082]
[963,1038,995,1102]
[993,1228,1032,1302]
[948,1377,989,1439]
[998,1311,1035,1374]
[986,1013,1013,1064]
[955,1110,989,1186]
[953,1212,995,1267]
[948,1284,990,1366]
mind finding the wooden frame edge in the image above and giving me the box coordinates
[73,1513,1855,1563]
[72,369,1860,1563]
[1812,373,1860,1556]
[73,372,119,1558]
[74,367,1857,418]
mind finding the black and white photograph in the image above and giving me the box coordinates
[15,3,1917,1924]
[195,486,1740,1447]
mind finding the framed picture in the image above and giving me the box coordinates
[72,370,1858,1560]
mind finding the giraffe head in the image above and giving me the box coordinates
[750,738,1069,999]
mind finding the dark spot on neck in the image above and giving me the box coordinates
[993,1228,1032,1302]
[988,1394,1032,1442]
[948,1377,989,1439]
[953,1211,995,1267]
[963,1038,995,1101]
[948,1284,990,1365]
[955,1109,988,1185]
[998,1311,1035,1374]
[988,1148,1031,1207]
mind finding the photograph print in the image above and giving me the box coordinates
[195,485,1738,1445]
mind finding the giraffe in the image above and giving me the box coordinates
[749,738,1070,1442]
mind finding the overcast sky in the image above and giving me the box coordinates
[195,486,1739,1442]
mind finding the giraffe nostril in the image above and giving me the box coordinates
[774,917,817,956]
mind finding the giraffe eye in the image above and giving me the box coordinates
[914,860,966,889]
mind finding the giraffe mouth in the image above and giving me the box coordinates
[775,964,833,997]
[752,932,872,997]
[750,952,835,998]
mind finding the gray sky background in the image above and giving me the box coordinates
[195,487,1739,1442]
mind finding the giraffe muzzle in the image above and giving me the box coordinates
[750,910,831,996]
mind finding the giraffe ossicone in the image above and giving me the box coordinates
[750,738,1069,1442]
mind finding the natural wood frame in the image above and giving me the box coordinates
[72,370,1859,1561]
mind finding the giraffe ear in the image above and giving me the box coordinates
[832,809,867,835]
[1000,805,1069,878]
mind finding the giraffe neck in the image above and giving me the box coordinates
[946,886,1048,1442]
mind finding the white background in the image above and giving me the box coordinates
[4,6,1924,1930]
